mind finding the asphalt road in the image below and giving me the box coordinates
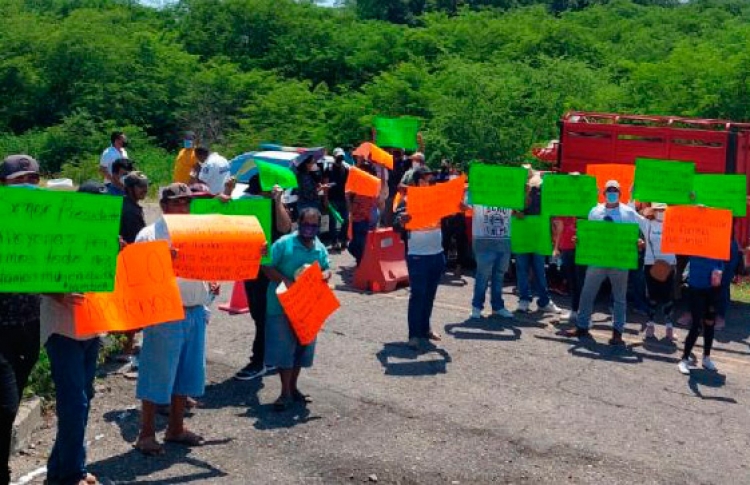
[10,211,750,484]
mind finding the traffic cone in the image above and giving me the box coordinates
[218,281,250,315]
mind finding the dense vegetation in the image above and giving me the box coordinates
[1,0,749,183]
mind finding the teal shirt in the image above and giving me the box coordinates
[265,232,331,316]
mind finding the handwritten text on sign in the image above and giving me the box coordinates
[541,174,598,217]
[633,158,695,204]
[277,261,340,345]
[0,187,122,292]
[575,220,639,270]
[693,174,747,217]
[164,214,266,281]
[661,205,732,260]
[406,175,466,230]
[75,241,185,336]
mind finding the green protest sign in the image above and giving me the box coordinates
[693,174,746,217]
[191,197,273,264]
[633,158,695,204]
[541,174,598,217]
[469,163,527,209]
[257,160,298,191]
[373,116,420,151]
[510,216,552,255]
[0,187,122,292]
[575,220,639,270]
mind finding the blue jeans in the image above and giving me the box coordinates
[327,199,349,245]
[45,334,101,485]
[348,220,370,266]
[577,267,629,333]
[515,253,550,307]
[472,239,511,311]
[407,253,445,339]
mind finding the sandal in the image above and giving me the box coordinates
[165,430,205,447]
[134,437,165,456]
[428,331,442,342]
[292,390,313,404]
[273,395,292,412]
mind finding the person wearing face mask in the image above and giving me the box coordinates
[263,208,332,411]
[107,158,134,196]
[99,131,128,188]
[641,203,677,341]
[173,131,197,184]
[399,152,426,188]
[0,155,42,485]
[347,157,388,266]
[296,155,324,214]
[567,180,647,345]
[323,148,349,251]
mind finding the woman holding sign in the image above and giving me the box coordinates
[263,207,332,411]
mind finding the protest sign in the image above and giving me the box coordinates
[633,158,695,204]
[468,163,527,209]
[586,164,635,203]
[75,241,185,336]
[661,205,732,260]
[575,220,639,270]
[693,174,747,217]
[346,165,381,197]
[164,214,266,281]
[0,187,122,292]
[510,216,552,255]
[191,198,273,264]
[370,143,394,170]
[541,174,598,217]
[277,261,340,345]
[405,175,466,230]
[256,160,298,191]
[352,142,372,159]
[374,116,420,151]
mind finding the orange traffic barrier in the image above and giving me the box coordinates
[219,281,250,315]
[354,228,409,293]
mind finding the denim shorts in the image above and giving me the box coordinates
[136,306,207,405]
[265,314,316,369]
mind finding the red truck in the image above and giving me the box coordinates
[548,111,750,258]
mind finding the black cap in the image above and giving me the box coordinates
[0,154,40,180]
[78,181,108,195]
[411,166,436,185]
[123,171,149,189]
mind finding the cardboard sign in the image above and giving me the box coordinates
[693,174,747,217]
[0,187,122,292]
[586,164,635,203]
[633,158,695,204]
[373,116,420,151]
[191,198,273,264]
[164,214,266,281]
[575,220,639,270]
[74,241,185,336]
[406,175,466,230]
[370,144,394,170]
[352,142,372,159]
[346,165,381,197]
[661,205,732,260]
[541,174,598,217]
[468,163,527,209]
[257,160,298,191]
[510,216,552,255]
[277,261,340,345]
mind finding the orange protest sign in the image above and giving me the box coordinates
[370,144,394,170]
[345,166,381,197]
[164,214,266,281]
[352,142,372,158]
[277,261,340,345]
[405,175,466,230]
[74,241,185,336]
[661,205,732,260]
[586,164,636,203]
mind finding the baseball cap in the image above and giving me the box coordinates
[410,152,425,161]
[605,179,620,190]
[651,202,667,210]
[1,154,40,180]
[123,171,149,189]
[188,182,213,199]
[159,182,192,202]
[77,181,108,195]
[411,166,436,185]
[333,147,345,157]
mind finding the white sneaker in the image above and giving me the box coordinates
[678,359,691,375]
[538,302,563,314]
[516,300,531,313]
[492,308,514,319]
[471,307,482,319]
[702,356,718,372]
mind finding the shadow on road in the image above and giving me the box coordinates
[537,333,647,365]
[376,342,452,376]
[444,316,546,342]
[687,371,735,403]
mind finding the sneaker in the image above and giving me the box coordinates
[234,363,267,381]
[608,330,625,346]
[644,322,656,339]
[492,308,514,319]
[665,325,676,341]
[516,300,531,313]
[702,356,718,372]
[677,359,691,375]
[539,302,563,314]
[471,307,482,319]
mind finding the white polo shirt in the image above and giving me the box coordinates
[100,145,128,178]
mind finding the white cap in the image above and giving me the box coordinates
[333,148,345,157]
[605,179,620,190]
[410,152,425,161]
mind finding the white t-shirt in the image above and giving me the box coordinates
[100,146,128,178]
[198,153,230,195]
[643,219,676,265]
[472,205,511,239]
[588,203,643,225]
[408,228,443,256]
[136,218,210,307]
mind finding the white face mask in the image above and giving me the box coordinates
[655,212,665,222]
